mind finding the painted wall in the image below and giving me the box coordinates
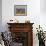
[2,0,46,46]
[0,0,2,32]
[2,0,40,30]
[40,0,46,31]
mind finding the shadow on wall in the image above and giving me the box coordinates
[40,0,46,13]
[0,0,2,32]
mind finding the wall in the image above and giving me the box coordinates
[40,0,46,13]
[0,0,2,32]
[2,0,40,30]
[40,0,46,31]
[2,0,46,46]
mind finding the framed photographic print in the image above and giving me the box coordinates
[14,5,27,16]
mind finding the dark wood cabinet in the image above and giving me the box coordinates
[7,23,34,46]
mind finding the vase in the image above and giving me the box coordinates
[39,40,45,46]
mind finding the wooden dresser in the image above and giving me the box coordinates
[7,23,34,46]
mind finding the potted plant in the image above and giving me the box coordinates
[36,25,45,46]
